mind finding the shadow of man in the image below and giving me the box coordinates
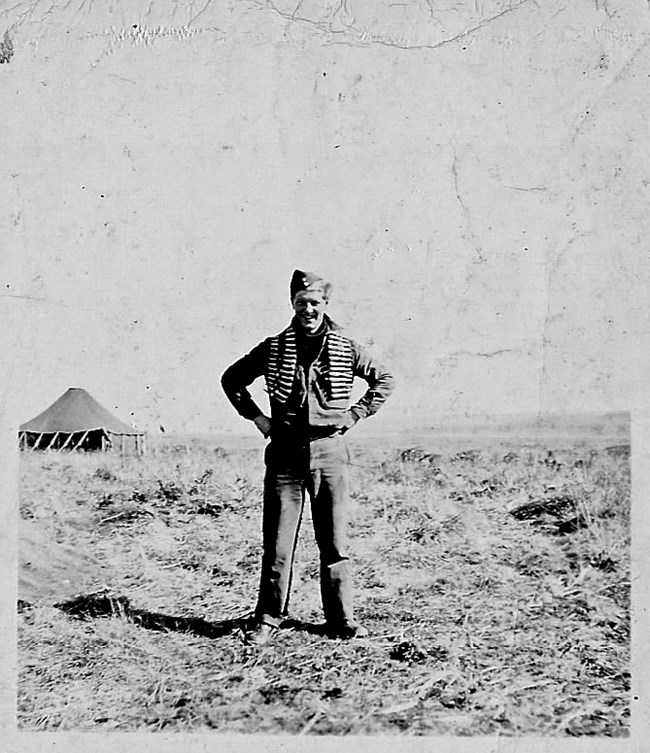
[40,591,328,640]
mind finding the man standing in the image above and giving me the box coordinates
[221,270,395,645]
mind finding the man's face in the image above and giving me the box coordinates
[292,290,328,333]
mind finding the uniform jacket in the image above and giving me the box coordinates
[221,315,395,447]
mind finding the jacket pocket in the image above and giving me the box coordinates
[310,406,354,433]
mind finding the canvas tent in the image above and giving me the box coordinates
[19,387,146,454]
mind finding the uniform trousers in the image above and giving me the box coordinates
[254,435,355,628]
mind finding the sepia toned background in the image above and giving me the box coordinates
[2,0,650,750]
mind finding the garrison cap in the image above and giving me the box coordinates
[290,269,332,300]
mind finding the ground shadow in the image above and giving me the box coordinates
[19,593,327,640]
[21,592,246,639]
[279,617,327,637]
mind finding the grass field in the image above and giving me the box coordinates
[17,425,630,735]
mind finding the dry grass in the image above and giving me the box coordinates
[17,435,630,735]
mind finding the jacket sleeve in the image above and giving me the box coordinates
[348,342,396,422]
[221,340,269,421]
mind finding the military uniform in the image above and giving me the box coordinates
[221,275,394,638]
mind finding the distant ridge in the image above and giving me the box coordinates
[408,411,629,435]
[374,412,630,445]
[153,412,629,449]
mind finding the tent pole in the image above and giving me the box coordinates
[45,432,59,451]
[76,430,90,451]
[59,433,74,452]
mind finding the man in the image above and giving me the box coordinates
[221,270,395,645]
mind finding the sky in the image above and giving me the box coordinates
[2,0,649,437]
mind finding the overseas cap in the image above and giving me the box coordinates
[290,269,332,300]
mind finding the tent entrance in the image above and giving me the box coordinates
[18,429,145,454]
[19,429,106,452]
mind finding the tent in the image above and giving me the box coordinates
[18,387,147,454]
